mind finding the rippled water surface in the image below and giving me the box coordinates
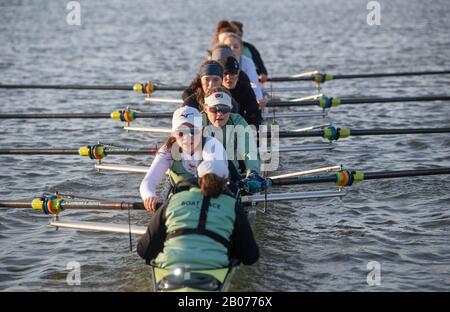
[1,0,449,291]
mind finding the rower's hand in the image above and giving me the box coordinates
[259,74,268,83]
[257,99,267,109]
[239,171,272,194]
[143,196,160,212]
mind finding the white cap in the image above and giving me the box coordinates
[172,106,202,131]
[204,92,232,108]
[197,160,229,179]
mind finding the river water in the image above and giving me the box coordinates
[0,0,449,291]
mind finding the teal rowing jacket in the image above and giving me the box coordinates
[203,112,260,175]
[137,186,259,269]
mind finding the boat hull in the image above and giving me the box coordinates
[151,265,236,292]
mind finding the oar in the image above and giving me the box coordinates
[0,194,166,217]
[0,144,159,159]
[0,110,172,120]
[0,82,186,94]
[0,108,326,121]
[267,70,450,83]
[0,143,334,159]
[0,110,327,122]
[272,126,450,141]
[3,69,449,92]
[267,95,450,108]
[0,198,146,210]
[0,190,345,216]
[0,82,314,95]
[1,126,449,158]
[2,94,449,121]
[270,168,450,186]
[1,167,448,218]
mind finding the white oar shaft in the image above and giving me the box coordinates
[124,126,171,133]
[291,124,331,132]
[288,93,323,102]
[51,220,147,235]
[242,190,345,203]
[144,97,183,104]
[269,165,342,180]
[95,163,150,173]
[290,70,319,78]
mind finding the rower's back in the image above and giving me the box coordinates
[155,186,236,269]
[138,160,259,286]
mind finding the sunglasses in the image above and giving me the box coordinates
[174,127,199,137]
[207,106,231,114]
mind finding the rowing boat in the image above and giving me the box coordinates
[47,171,344,292]
[30,161,343,292]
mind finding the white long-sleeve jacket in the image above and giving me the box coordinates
[239,55,264,101]
[140,136,227,200]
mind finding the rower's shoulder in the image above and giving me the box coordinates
[230,113,249,126]
[183,94,200,110]
[240,55,258,72]
[243,41,257,50]
[238,71,251,84]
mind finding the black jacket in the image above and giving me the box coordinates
[230,71,262,128]
[244,41,268,76]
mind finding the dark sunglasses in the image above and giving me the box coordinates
[207,106,231,114]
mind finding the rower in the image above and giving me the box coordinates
[137,159,259,285]
[218,30,267,109]
[201,86,270,194]
[182,60,239,113]
[140,106,228,212]
[229,20,269,83]
[210,44,263,129]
